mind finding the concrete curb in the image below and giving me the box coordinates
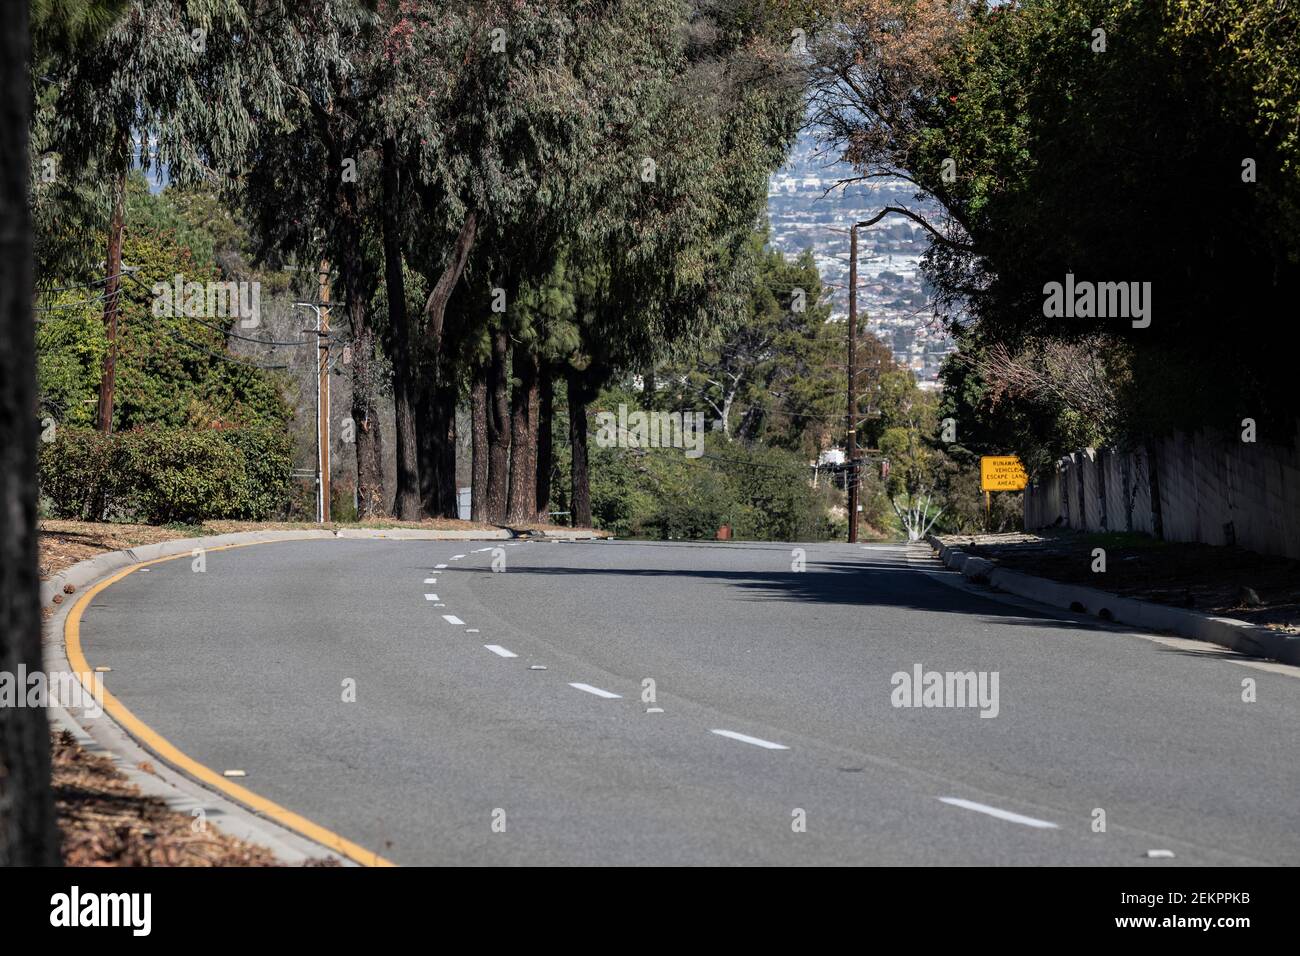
[926,535,1300,666]
[334,527,511,540]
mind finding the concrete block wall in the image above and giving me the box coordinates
[1023,423,1300,559]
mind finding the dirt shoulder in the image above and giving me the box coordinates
[937,530,1300,633]
[38,516,532,579]
[52,729,333,866]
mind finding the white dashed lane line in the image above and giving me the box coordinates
[424,594,439,601]
[569,682,622,700]
[450,554,466,560]
[710,729,789,751]
[424,577,437,584]
[484,645,517,658]
[435,563,447,569]
[441,614,465,625]
[937,797,1059,829]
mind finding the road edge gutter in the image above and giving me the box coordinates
[925,535,1300,666]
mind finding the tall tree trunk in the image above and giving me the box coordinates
[381,137,420,520]
[350,326,386,518]
[330,127,386,518]
[417,212,477,519]
[437,381,458,516]
[95,135,128,436]
[471,368,489,522]
[507,348,539,524]
[416,372,442,516]
[568,369,592,528]
[486,326,511,523]
[535,368,553,523]
[1,0,59,865]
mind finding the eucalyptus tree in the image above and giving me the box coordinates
[236,1,397,516]
[554,1,807,525]
[33,0,276,434]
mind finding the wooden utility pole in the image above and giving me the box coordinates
[847,223,861,544]
[318,260,332,523]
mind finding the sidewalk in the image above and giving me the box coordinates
[935,530,1300,635]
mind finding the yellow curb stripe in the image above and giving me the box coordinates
[64,539,397,867]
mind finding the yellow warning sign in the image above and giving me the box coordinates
[980,455,1028,492]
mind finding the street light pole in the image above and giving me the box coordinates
[294,276,333,525]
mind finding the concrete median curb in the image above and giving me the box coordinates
[926,535,1300,666]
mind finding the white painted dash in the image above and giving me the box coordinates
[441,614,465,625]
[937,797,1058,829]
[424,578,438,584]
[435,564,448,569]
[484,644,517,658]
[450,554,466,560]
[569,682,621,699]
[424,594,439,601]
[711,729,789,750]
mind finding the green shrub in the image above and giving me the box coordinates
[38,427,116,520]
[38,425,295,524]
[118,428,247,524]
[217,422,294,520]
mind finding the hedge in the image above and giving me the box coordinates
[39,425,294,524]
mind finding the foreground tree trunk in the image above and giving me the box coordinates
[1,1,60,865]
[506,349,540,524]
[381,138,420,520]
[470,369,489,522]
[535,369,553,523]
[485,326,511,523]
[567,369,593,528]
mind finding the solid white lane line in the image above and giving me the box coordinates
[484,644,517,658]
[435,563,447,569]
[937,797,1059,829]
[442,614,465,625]
[569,682,621,699]
[424,594,439,601]
[710,729,789,751]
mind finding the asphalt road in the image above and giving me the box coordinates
[76,537,1300,865]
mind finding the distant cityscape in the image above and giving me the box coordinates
[766,132,954,387]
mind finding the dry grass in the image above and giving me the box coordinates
[51,729,332,866]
